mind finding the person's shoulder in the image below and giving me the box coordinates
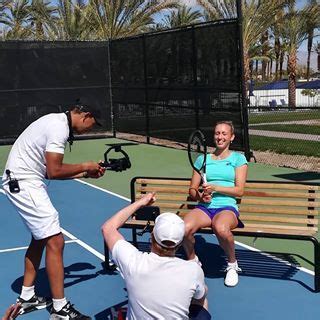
[174,258,203,272]
[48,112,67,122]
[47,113,68,130]
[231,152,247,163]
[113,239,140,257]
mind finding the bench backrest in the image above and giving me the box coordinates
[131,177,320,236]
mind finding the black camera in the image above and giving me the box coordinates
[135,206,160,221]
[102,157,131,172]
[6,170,20,193]
[135,206,160,236]
[99,144,132,172]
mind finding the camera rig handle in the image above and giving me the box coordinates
[99,144,132,172]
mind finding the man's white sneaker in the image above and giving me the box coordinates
[224,263,242,287]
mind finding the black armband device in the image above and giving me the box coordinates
[6,170,20,193]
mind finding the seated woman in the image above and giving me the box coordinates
[183,121,248,287]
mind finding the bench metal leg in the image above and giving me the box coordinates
[104,240,117,272]
[132,228,137,246]
[313,239,320,292]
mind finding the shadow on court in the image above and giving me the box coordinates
[193,235,317,292]
[11,262,105,296]
[273,171,320,181]
[129,235,314,291]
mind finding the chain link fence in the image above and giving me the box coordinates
[247,80,320,172]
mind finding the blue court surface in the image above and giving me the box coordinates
[1,179,319,319]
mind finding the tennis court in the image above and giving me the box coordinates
[1,138,319,319]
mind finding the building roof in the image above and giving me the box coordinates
[256,79,320,90]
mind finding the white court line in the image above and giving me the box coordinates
[0,240,78,253]
[61,228,105,261]
[75,178,130,201]
[0,189,4,195]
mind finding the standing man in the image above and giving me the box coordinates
[2,105,105,319]
[102,193,211,320]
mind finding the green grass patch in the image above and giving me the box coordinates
[249,110,320,124]
[249,124,320,135]
[250,135,320,157]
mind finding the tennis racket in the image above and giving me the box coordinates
[187,130,207,184]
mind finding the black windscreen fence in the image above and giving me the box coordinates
[0,41,112,143]
[111,19,248,155]
[0,19,248,157]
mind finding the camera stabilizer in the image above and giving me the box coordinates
[99,143,134,172]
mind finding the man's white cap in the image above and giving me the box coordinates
[153,212,185,248]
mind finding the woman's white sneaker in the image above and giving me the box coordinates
[224,262,242,287]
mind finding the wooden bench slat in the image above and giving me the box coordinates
[153,201,194,208]
[239,206,319,216]
[136,179,190,186]
[240,223,318,232]
[136,194,192,201]
[240,215,318,225]
[138,186,189,193]
[244,183,319,191]
[243,190,320,199]
[240,198,319,207]
[234,227,316,236]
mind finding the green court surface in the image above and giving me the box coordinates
[1,138,319,272]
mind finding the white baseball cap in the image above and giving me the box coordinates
[153,212,185,248]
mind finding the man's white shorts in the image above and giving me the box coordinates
[3,179,61,240]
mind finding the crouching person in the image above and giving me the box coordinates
[102,193,211,320]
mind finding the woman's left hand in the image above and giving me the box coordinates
[202,183,216,195]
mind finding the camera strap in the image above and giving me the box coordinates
[65,111,74,152]
[137,221,152,236]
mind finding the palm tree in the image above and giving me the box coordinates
[51,0,92,40]
[0,0,11,39]
[29,0,57,40]
[198,0,287,92]
[1,0,32,39]
[160,4,203,29]
[271,6,286,80]
[0,0,11,20]
[199,0,236,20]
[260,30,269,81]
[281,2,310,108]
[305,0,320,80]
[87,0,179,40]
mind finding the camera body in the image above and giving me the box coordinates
[100,144,132,172]
[104,157,131,172]
[135,206,160,221]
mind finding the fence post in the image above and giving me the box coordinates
[236,0,251,161]
[191,25,199,131]
[107,40,116,137]
[142,35,150,144]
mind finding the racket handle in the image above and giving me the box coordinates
[202,173,207,184]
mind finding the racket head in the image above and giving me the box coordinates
[187,130,207,179]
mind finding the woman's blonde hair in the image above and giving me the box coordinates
[214,121,235,134]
